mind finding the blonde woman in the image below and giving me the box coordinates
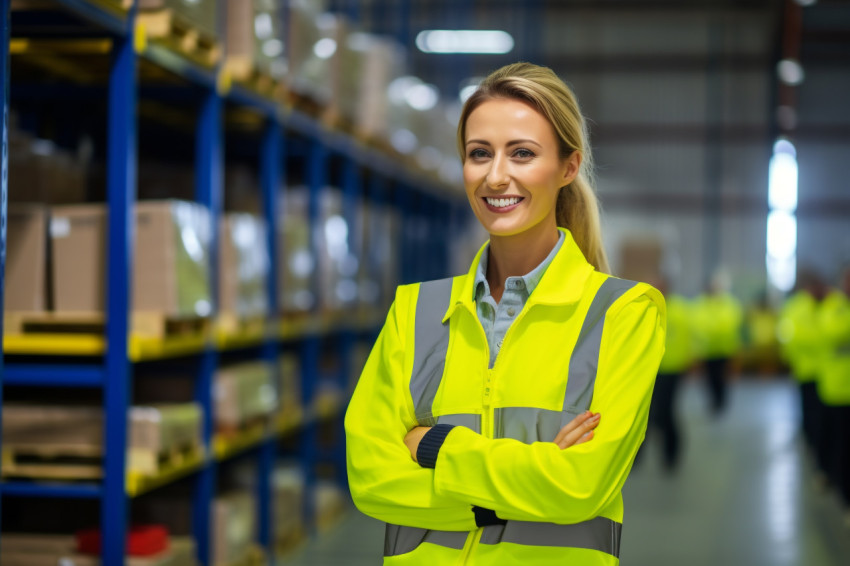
[345,62,666,565]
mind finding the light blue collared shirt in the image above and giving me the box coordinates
[473,231,565,367]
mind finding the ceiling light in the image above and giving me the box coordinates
[416,30,514,54]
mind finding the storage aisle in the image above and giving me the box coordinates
[280,378,850,566]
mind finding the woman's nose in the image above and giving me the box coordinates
[486,156,510,189]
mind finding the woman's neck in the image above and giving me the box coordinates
[486,226,560,301]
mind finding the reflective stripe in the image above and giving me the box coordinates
[410,278,454,424]
[384,524,468,557]
[493,406,562,443]
[437,413,481,433]
[563,278,637,413]
[479,516,622,557]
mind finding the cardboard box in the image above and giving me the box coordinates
[50,200,212,317]
[214,361,277,431]
[316,187,359,312]
[219,213,269,319]
[128,403,203,474]
[278,353,302,415]
[273,464,305,544]
[4,205,48,312]
[212,491,256,566]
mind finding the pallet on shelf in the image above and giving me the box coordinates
[4,310,211,340]
[214,313,267,349]
[0,533,197,566]
[2,442,103,481]
[137,8,221,68]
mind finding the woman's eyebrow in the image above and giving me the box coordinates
[465,139,543,148]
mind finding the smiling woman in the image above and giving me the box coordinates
[345,62,667,566]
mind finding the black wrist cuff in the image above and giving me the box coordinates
[472,506,507,527]
[416,424,455,468]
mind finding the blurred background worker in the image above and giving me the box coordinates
[814,265,850,513]
[778,269,830,455]
[693,272,743,416]
[642,276,694,474]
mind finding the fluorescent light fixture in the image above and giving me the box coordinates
[416,30,514,54]
[767,255,796,293]
[768,139,798,212]
[254,13,273,40]
[767,210,797,260]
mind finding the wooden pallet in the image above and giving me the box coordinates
[4,310,211,340]
[128,440,204,477]
[2,442,103,480]
[137,8,221,67]
[216,313,267,338]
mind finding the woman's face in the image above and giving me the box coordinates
[463,97,580,240]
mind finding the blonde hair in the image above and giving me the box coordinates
[457,62,610,274]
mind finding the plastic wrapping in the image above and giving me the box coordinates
[219,213,270,319]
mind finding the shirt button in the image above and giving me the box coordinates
[507,308,516,317]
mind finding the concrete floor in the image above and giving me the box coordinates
[281,378,850,565]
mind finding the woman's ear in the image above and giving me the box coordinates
[563,151,582,185]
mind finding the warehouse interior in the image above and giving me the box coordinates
[0,0,849,565]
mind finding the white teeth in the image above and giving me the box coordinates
[486,197,520,208]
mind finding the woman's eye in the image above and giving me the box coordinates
[469,148,490,159]
[513,148,535,159]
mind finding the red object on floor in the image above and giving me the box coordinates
[76,524,169,556]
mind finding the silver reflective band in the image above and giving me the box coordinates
[563,278,636,414]
[437,413,482,433]
[384,524,468,557]
[494,406,564,444]
[480,517,622,557]
[410,278,454,425]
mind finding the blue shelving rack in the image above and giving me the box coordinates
[0,1,460,564]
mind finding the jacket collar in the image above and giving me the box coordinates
[443,228,595,323]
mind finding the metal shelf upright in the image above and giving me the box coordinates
[0,0,11,527]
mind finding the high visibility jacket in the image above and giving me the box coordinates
[345,229,666,565]
[658,294,694,374]
[692,292,743,359]
[816,291,850,405]
[777,291,823,383]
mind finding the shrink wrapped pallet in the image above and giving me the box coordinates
[359,203,400,310]
[286,0,324,103]
[212,491,256,566]
[2,402,203,478]
[315,187,359,313]
[214,361,277,433]
[347,33,406,142]
[314,479,346,532]
[278,188,314,314]
[128,404,203,475]
[50,200,212,318]
[4,205,48,313]
[273,464,305,553]
[219,213,270,320]
[226,0,288,82]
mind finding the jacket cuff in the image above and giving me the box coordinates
[472,506,507,527]
[416,424,455,468]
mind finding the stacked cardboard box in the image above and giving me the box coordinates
[49,200,212,318]
[4,205,49,313]
[273,464,305,555]
[219,213,270,321]
[2,403,203,477]
[277,354,302,418]
[212,491,257,566]
[214,361,277,434]
[314,479,346,532]
[359,203,400,310]
[347,33,405,142]
[278,188,314,314]
[315,187,359,313]
[226,0,288,82]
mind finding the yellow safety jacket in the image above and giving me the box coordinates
[658,294,694,374]
[345,230,666,565]
[777,291,822,383]
[692,292,743,359]
[817,291,850,406]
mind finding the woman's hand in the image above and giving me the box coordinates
[553,411,601,449]
[404,426,432,462]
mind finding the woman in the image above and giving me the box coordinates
[345,62,666,565]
